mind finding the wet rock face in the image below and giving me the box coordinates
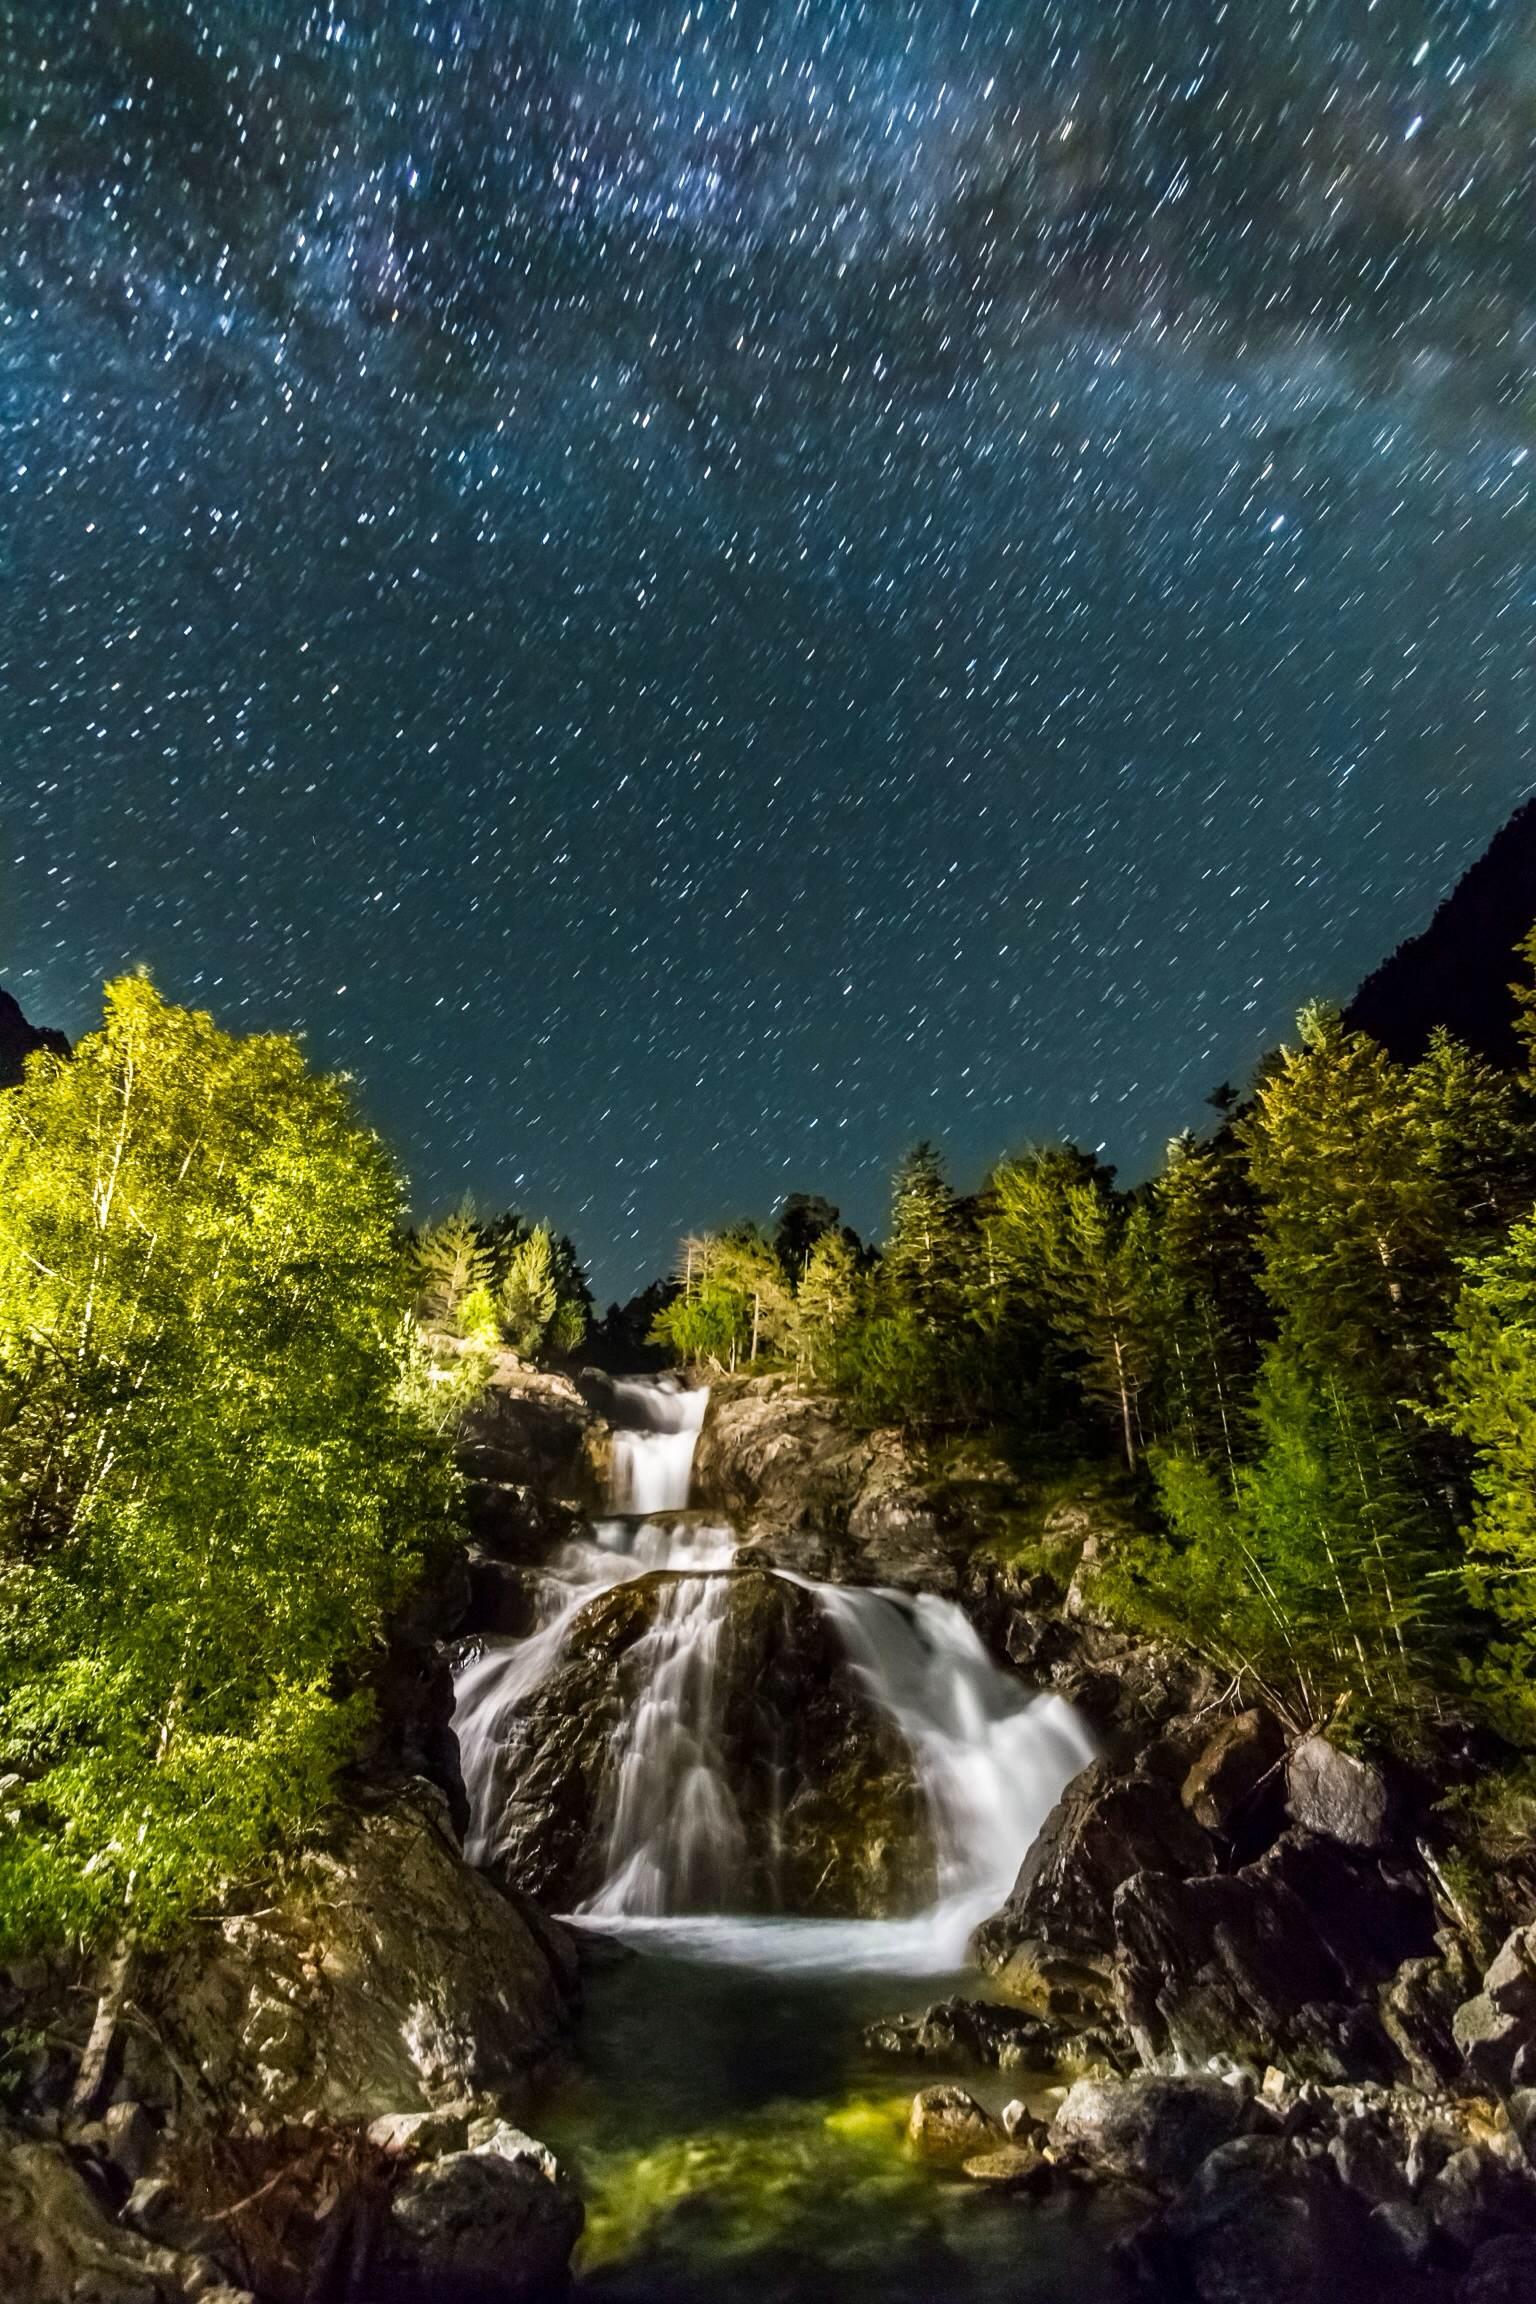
[470,1564,933,1917]
[972,1744,1216,1982]
[143,1788,576,2128]
[459,1359,607,1530]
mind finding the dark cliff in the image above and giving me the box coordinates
[1347,795,1536,1066]
[0,988,68,1088]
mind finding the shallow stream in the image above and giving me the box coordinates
[540,1935,1137,2303]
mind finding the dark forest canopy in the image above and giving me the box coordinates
[649,932,1536,1756]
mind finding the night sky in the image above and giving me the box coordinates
[4,3,1536,1296]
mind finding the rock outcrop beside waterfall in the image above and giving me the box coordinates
[0,1783,583,2303]
[140,1785,577,2127]
[690,1375,963,1588]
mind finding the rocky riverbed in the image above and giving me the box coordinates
[5,1362,1536,2303]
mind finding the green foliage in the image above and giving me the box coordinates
[987,1148,1157,1468]
[650,930,1536,1744]
[1116,1353,1455,1729]
[649,1229,794,1372]
[408,1203,494,1339]
[790,1228,860,1384]
[883,1143,967,1331]
[0,975,456,1957]
[412,1204,591,1363]
[1439,1214,1536,1743]
[497,1224,560,1357]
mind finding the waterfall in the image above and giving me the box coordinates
[451,1373,1092,1973]
[608,1376,709,1515]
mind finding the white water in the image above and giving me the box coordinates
[451,1374,1092,1972]
[608,1375,709,1515]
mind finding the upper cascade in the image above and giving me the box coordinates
[607,1376,710,1515]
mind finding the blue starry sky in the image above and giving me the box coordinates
[3,1,1536,1294]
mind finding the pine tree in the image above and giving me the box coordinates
[792,1228,860,1382]
[884,1144,967,1329]
[1439,1215,1536,1744]
[1150,1128,1266,1480]
[498,1223,560,1359]
[988,1148,1158,1469]
[410,1202,493,1337]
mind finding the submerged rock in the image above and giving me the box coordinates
[905,2086,999,2162]
[863,1994,1122,2074]
[960,2142,1051,2189]
[144,1786,576,2127]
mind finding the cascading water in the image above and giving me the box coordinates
[451,1373,1093,1972]
[608,1377,709,1515]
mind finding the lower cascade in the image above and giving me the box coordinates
[453,1375,1093,1972]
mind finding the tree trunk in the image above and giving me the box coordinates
[71,1940,134,2117]
[1113,1334,1137,1471]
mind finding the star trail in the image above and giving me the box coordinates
[4,1,1536,1291]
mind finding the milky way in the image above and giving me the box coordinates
[4,2,1536,1292]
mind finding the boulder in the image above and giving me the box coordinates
[960,2143,1051,2189]
[1286,1737,1391,1851]
[905,2086,999,2162]
[1425,2144,1536,2253]
[1050,2074,1252,2189]
[144,1787,576,2127]
[102,2102,159,2185]
[380,2125,582,2301]
[1124,2135,1415,2304]
[863,1995,1119,2073]
[1381,1955,1462,2092]
[1182,1711,1285,1839]
[1454,1927,1536,2093]
[1113,1831,1435,2077]
[1460,2234,1536,2303]
[0,2122,217,2304]
[973,1751,1215,1974]
[474,1564,933,1917]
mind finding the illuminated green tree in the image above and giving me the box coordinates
[0,976,454,2097]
